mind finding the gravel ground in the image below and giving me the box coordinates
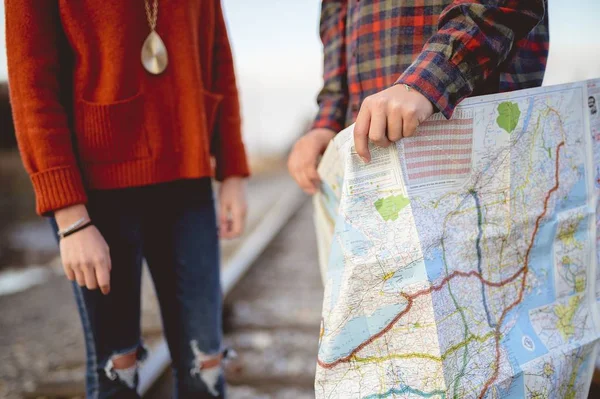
[0,260,163,399]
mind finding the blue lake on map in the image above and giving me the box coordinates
[326,219,372,316]
[421,248,445,282]
[326,215,382,311]
[326,229,344,311]
[340,219,372,257]
[318,301,407,363]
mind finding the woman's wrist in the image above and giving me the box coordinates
[54,204,90,231]
[58,220,94,240]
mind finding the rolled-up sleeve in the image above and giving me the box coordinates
[396,0,546,118]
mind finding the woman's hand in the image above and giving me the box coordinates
[218,177,247,239]
[55,204,111,294]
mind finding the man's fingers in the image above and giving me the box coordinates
[298,169,318,195]
[403,110,420,138]
[368,108,391,148]
[387,106,403,142]
[95,264,111,295]
[354,105,371,162]
[306,165,321,189]
[290,163,314,194]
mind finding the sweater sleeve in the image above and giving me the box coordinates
[210,0,250,181]
[395,0,546,118]
[5,0,87,215]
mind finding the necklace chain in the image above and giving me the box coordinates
[144,0,158,31]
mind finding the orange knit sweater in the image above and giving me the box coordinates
[5,0,250,215]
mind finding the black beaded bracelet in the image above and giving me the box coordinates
[60,221,94,239]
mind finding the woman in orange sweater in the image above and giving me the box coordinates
[5,1,249,397]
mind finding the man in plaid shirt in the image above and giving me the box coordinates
[288,0,549,193]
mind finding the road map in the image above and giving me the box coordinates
[313,79,600,398]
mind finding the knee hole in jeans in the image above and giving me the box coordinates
[104,344,148,389]
[189,341,236,397]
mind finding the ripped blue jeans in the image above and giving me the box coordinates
[51,179,225,398]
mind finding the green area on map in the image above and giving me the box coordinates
[496,101,521,133]
[555,295,583,341]
[374,194,410,221]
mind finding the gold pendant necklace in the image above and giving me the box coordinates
[141,0,168,74]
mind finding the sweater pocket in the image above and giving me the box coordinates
[203,90,223,155]
[75,93,151,163]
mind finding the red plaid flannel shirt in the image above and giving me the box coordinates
[312,0,549,132]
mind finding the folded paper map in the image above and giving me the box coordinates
[313,79,600,398]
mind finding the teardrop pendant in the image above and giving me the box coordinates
[141,30,168,75]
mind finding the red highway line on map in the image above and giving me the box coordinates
[478,141,564,399]
[317,268,526,369]
[318,142,565,399]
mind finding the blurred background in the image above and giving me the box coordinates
[0,1,599,398]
